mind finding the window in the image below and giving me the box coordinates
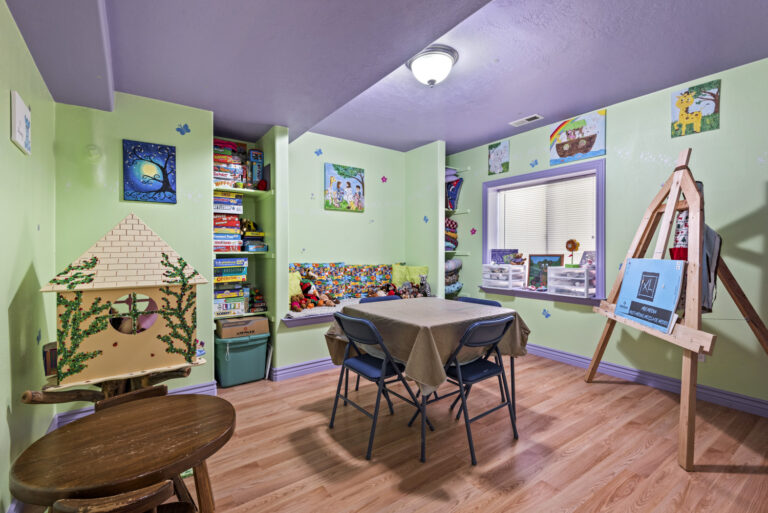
[482,160,605,304]
[109,293,159,334]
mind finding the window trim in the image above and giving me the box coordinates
[481,159,606,306]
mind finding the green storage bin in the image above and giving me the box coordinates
[214,333,269,388]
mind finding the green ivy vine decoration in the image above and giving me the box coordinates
[56,291,111,381]
[157,253,199,362]
[49,256,98,290]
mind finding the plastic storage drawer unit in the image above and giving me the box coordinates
[214,333,269,387]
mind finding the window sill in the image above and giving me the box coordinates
[479,286,603,307]
[281,314,335,328]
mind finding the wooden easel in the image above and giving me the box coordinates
[585,148,768,471]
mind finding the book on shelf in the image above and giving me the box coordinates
[214,294,248,304]
[213,180,239,188]
[213,190,243,198]
[214,217,240,228]
[214,234,242,242]
[214,155,243,165]
[214,306,246,318]
[214,257,248,268]
[214,245,243,253]
[214,275,247,284]
[214,198,243,206]
[213,191,244,199]
[214,289,246,299]
[214,166,241,174]
[214,265,247,274]
[213,204,243,214]
[214,227,241,234]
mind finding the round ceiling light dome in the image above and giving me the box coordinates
[406,44,459,87]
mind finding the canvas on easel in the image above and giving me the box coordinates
[584,148,768,471]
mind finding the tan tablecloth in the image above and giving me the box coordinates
[325,297,530,393]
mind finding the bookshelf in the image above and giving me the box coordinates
[212,136,276,324]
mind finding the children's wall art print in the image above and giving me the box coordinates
[324,163,364,212]
[122,139,177,204]
[671,79,720,138]
[549,110,606,166]
[488,140,510,175]
[527,254,564,289]
[11,90,31,155]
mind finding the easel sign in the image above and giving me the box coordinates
[585,148,768,471]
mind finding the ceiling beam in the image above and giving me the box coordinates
[8,0,114,110]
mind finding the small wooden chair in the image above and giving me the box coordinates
[94,385,169,412]
[94,386,197,510]
[51,480,193,513]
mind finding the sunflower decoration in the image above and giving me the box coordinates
[565,239,580,266]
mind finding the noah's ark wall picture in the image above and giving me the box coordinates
[549,109,606,166]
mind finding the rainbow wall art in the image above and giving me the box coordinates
[549,110,606,166]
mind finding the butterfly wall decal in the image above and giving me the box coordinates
[314,148,323,156]
[176,123,191,135]
[530,159,538,168]
[542,309,551,319]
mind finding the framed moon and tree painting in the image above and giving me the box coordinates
[122,139,177,204]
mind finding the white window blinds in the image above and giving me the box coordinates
[498,175,596,258]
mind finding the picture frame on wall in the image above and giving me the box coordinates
[122,139,177,204]
[670,79,720,138]
[549,110,606,166]
[527,254,564,288]
[10,90,31,155]
[488,139,509,175]
[324,162,364,212]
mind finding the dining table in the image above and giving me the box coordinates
[10,394,235,513]
[326,296,530,395]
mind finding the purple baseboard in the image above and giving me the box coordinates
[526,344,768,418]
[269,357,337,381]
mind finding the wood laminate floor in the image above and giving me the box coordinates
[192,355,768,512]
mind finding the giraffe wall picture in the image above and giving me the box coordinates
[671,79,721,138]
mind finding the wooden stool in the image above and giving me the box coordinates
[51,480,194,513]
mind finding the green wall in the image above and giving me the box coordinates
[54,92,215,395]
[0,3,57,511]
[274,132,410,368]
[405,141,446,297]
[447,58,768,400]
[274,133,447,369]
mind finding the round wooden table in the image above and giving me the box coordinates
[10,394,235,512]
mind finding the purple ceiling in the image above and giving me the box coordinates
[8,0,490,142]
[313,0,768,153]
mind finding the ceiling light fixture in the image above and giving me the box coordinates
[406,44,459,87]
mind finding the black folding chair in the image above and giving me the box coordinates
[346,295,403,392]
[410,315,517,465]
[456,296,516,420]
[331,312,432,461]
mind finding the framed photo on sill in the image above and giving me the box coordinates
[527,254,564,288]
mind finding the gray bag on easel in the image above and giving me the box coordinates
[673,182,722,312]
